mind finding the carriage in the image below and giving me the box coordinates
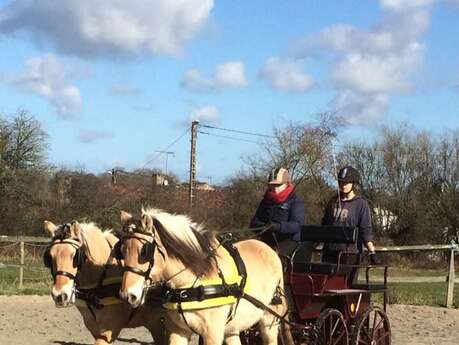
[241,224,391,345]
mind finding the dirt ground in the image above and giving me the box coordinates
[0,295,458,345]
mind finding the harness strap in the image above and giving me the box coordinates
[54,270,77,280]
[163,282,242,303]
[240,292,298,328]
[161,242,247,306]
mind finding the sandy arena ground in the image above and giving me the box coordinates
[0,295,458,345]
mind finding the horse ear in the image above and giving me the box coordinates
[69,221,82,238]
[43,220,58,237]
[141,214,154,233]
[120,211,133,225]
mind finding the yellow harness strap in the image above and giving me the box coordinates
[163,246,247,310]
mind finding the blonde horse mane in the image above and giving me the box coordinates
[142,207,216,276]
[78,222,113,266]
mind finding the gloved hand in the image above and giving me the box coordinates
[268,222,281,233]
[368,251,381,265]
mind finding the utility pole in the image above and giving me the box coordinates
[155,150,174,176]
[189,120,199,209]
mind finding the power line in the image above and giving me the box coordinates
[198,130,260,144]
[200,124,275,139]
[139,128,190,170]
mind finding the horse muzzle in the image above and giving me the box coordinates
[52,286,76,308]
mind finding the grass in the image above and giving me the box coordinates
[0,256,51,295]
[384,282,459,307]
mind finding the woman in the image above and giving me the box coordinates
[250,167,305,257]
[322,166,379,264]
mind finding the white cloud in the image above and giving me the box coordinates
[181,61,248,91]
[0,0,214,58]
[181,69,214,91]
[259,57,314,93]
[189,105,220,125]
[291,0,432,123]
[6,54,82,117]
[108,83,142,97]
[380,0,434,12]
[214,62,248,88]
[332,43,423,93]
[332,91,389,126]
[77,129,115,144]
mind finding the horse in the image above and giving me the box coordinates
[117,208,294,345]
[43,220,167,345]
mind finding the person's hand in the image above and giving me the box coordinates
[368,251,381,265]
[268,222,281,233]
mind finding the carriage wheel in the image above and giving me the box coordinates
[314,308,349,345]
[350,306,391,345]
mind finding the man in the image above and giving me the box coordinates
[322,166,379,264]
[250,167,305,257]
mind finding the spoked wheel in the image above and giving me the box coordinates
[351,306,391,345]
[314,308,349,345]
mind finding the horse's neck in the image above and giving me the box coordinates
[161,249,225,289]
[161,258,199,289]
[79,234,122,287]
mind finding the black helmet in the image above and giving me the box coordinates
[337,166,360,184]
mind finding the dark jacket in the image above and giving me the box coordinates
[250,190,305,246]
[322,195,373,254]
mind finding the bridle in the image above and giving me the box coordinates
[114,230,165,283]
[43,229,85,282]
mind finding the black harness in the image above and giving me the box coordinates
[160,242,247,304]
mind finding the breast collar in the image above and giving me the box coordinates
[160,241,248,311]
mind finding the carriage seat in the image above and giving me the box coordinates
[300,225,358,244]
[290,225,359,277]
[292,261,354,276]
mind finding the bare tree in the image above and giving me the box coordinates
[1,110,49,170]
[246,113,339,187]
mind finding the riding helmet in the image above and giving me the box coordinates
[268,167,291,185]
[337,166,360,184]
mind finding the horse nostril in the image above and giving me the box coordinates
[128,293,138,305]
[55,292,68,304]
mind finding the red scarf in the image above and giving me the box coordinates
[264,184,294,204]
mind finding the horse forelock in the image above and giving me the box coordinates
[142,208,215,276]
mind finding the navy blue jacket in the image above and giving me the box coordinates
[322,195,373,253]
[250,190,305,244]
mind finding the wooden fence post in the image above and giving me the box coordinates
[19,241,24,289]
[445,248,455,308]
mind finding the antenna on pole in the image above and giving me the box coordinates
[155,150,175,176]
[189,120,199,209]
[108,168,118,185]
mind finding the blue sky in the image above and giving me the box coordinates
[0,0,458,184]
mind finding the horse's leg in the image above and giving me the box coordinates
[169,332,190,345]
[258,309,280,345]
[224,334,242,345]
[200,322,226,345]
[145,318,168,345]
[80,312,100,341]
[94,329,121,345]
